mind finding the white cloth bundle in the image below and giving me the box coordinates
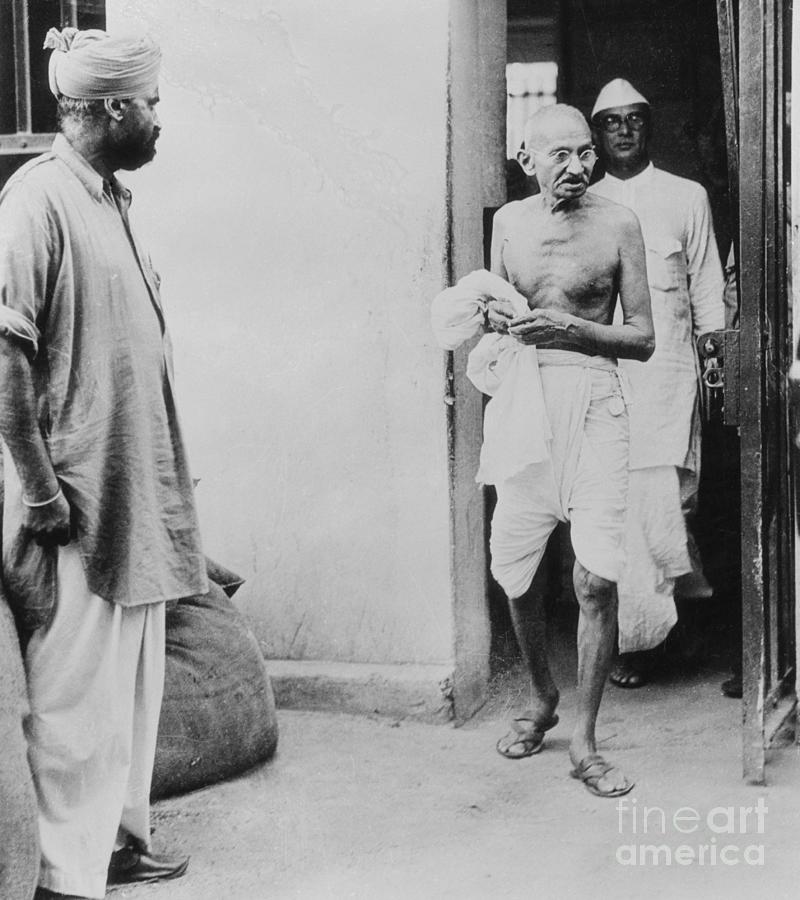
[430,269,529,350]
[431,269,551,484]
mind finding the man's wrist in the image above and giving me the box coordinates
[22,485,63,507]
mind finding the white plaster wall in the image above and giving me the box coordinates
[109,1,454,664]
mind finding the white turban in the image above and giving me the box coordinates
[591,79,649,119]
[44,27,161,100]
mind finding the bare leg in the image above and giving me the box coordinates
[496,563,561,758]
[570,560,630,794]
[507,563,560,721]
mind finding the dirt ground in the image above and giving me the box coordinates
[112,615,800,900]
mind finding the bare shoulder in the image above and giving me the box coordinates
[493,199,530,230]
[584,193,642,240]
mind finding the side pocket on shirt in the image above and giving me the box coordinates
[645,237,682,292]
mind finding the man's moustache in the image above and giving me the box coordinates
[557,175,587,187]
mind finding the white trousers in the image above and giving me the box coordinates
[24,544,165,899]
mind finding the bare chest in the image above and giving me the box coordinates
[501,214,620,312]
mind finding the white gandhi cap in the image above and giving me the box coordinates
[591,78,649,119]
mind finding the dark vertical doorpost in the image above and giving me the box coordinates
[446,0,507,722]
[737,0,796,785]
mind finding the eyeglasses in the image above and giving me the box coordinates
[532,147,597,166]
[596,112,648,133]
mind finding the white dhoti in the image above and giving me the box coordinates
[25,544,165,899]
[489,352,629,599]
[615,466,692,652]
[430,273,630,601]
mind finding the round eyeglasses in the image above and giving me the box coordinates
[534,147,597,167]
[596,112,647,133]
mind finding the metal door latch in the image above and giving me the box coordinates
[696,330,740,426]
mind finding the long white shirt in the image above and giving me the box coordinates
[590,164,725,471]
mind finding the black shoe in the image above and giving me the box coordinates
[721,674,743,698]
[107,843,189,886]
[34,890,91,900]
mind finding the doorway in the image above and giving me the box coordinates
[481,0,796,782]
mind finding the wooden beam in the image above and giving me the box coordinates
[716,0,739,220]
[737,0,767,786]
[0,133,54,156]
[61,0,79,28]
[12,0,31,135]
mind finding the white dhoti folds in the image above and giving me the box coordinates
[489,352,629,599]
[24,544,165,899]
[430,272,630,601]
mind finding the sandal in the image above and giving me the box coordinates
[609,654,648,689]
[570,753,634,798]
[495,714,559,759]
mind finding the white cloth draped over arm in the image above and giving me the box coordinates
[431,268,551,484]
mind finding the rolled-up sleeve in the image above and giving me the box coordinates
[0,181,55,355]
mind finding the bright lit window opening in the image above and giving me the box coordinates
[506,61,558,157]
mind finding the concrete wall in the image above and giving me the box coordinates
[110,0,455,666]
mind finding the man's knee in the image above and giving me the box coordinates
[573,563,616,611]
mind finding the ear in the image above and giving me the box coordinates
[104,98,126,122]
[516,145,536,177]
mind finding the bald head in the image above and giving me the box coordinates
[516,104,596,208]
[522,104,590,151]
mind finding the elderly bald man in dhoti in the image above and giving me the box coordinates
[432,104,654,797]
[588,79,725,688]
[0,27,206,898]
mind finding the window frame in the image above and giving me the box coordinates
[0,0,79,157]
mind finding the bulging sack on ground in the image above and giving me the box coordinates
[151,580,279,800]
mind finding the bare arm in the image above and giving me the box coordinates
[0,336,70,545]
[486,205,517,332]
[509,211,655,361]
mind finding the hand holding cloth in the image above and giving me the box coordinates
[431,269,552,484]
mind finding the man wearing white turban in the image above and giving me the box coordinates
[588,79,725,687]
[0,27,203,899]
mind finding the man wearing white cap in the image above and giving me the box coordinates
[588,79,725,687]
[0,27,205,899]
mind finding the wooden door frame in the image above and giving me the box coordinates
[446,0,507,722]
[737,0,797,784]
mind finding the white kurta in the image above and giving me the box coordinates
[590,165,725,650]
